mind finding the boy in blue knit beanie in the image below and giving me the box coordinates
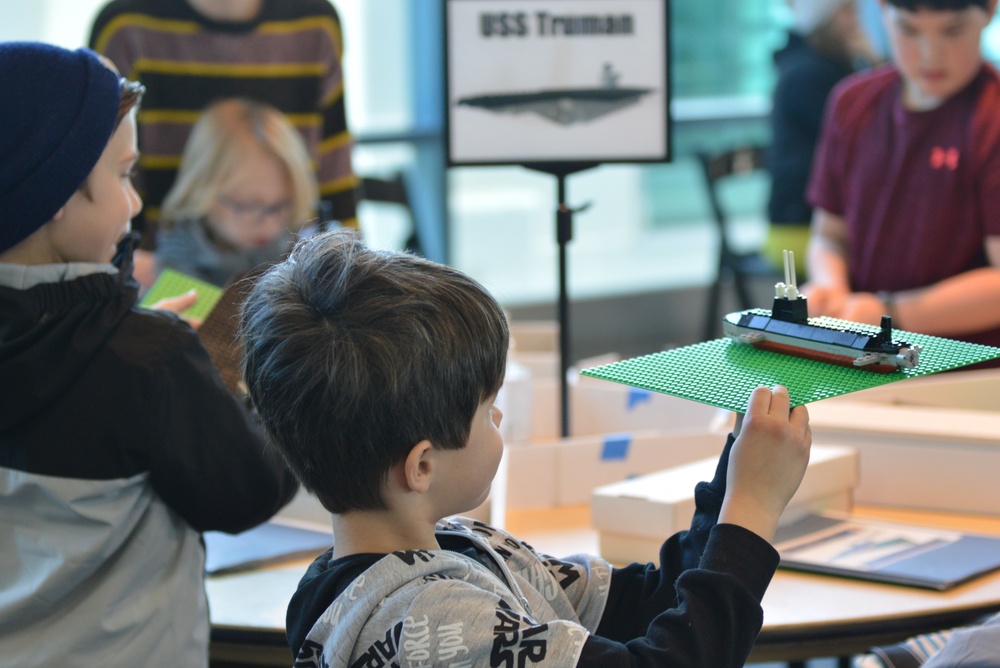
[0,41,297,666]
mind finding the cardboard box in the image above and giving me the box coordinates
[571,378,719,436]
[509,320,558,353]
[829,368,1000,412]
[520,376,721,443]
[510,351,560,382]
[808,400,1000,514]
[592,444,859,564]
[504,439,560,509]
[504,430,727,509]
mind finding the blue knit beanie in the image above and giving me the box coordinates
[0,42,121,254]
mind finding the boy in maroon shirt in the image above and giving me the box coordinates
[806,0,1000,351]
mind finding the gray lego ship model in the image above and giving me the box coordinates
[722,251,921,373]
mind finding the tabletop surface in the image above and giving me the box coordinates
[206,504,1000,660]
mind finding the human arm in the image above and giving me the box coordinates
[576,387,808,665]
[325,547,778,668]
[807,209,1000,333]
[584,456,779,666]
[804,207,852,317]
[838,237,1000,334]
[921,612,1000,667]
[576,525,778,666]
[146,316,297,532]
[147,289,203,329]
[720,385,811,543]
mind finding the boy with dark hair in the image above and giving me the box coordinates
[806,0,1000,355]
[0,42,297,666]
[240,230,813,667]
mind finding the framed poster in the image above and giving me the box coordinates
[445,0,670,167]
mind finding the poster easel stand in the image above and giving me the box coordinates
[525,162,597,437]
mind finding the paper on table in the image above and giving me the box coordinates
[204,519,332,576]
[774,513,1000,591]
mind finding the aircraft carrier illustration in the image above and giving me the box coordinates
[456,64,654,126]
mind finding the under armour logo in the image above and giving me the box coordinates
[930,146,959,170]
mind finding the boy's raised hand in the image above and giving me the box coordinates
[719,385,811,543]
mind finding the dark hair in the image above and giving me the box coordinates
[78,77,145,199]
[240,230,510,513]
[886,0,989,9]
[115,78,145,128]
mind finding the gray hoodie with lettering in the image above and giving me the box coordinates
[287,437,781,667]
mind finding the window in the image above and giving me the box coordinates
[18,1,1000,310]
[444,0,780,305]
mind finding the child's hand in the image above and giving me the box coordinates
[149,289,203,329]
[719,385,811,543]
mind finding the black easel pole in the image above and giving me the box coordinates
[556,175,572,438]
[524,162,596,439]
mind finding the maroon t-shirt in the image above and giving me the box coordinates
[808,63,1000,347]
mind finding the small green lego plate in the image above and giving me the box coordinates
[139,268,224,321]
[581,314,1000,414]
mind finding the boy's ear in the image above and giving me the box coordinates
[401,439,435,494]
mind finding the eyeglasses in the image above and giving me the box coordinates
[217,195,292,223]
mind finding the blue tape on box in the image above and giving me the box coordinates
[627,387,652,410]
[601,434,632,461]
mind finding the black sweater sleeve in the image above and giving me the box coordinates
[146,318,298,533]
[578,434,780,667]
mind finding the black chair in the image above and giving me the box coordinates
[356,172,423,256]
[696,145,779,340]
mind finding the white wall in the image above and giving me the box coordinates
[0,0,407,137]
[0,0,106,48]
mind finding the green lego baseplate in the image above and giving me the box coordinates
[139,268,224,321]
[581,311,1000,413]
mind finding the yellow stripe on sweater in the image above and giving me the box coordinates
[139,109,321,130]
[93,14,200,54]
[319,131,353,155]
[320,174,360,196]
[138,155,182,170]
[133,58,324,78]
[257,16,344,57]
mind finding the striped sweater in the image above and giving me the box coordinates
[89,0,358,249]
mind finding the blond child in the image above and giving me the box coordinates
[157,97,319,287]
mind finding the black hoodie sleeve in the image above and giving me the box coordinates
[145,315,298,533]
[576,434,779,667]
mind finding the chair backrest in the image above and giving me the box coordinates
[696,144,773,340]
[358,173,410,208]
[696,145,767,234]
